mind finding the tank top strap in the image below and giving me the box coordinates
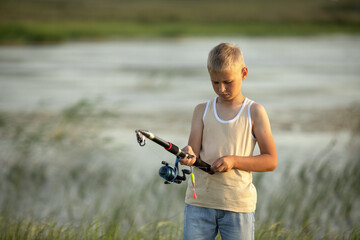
[202,100,211,123]
[246,99,256,140]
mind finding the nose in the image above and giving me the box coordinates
[218,83,226,92]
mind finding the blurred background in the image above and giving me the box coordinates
[0,0,360,43]
[0,0,359,239]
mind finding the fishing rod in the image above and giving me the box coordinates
[135,129,214,185]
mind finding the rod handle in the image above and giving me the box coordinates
[193,157,214,174]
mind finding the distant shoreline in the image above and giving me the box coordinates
[1,21,359,45]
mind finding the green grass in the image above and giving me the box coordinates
[1,218,358,240]
[1,21,359,44]
[0,217,183,240]
[1,0,359,23]
[0,100,359,239]
[0,0,359,44]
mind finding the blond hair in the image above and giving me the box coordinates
[207,43,245,72]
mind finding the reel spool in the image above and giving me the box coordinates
[159,158,191,184]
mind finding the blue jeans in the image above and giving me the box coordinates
[183,204,255,240]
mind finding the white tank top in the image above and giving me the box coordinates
[185,97,257,212]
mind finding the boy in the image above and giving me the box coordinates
[181,43,277,240]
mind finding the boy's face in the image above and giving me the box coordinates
[209,67,248,102]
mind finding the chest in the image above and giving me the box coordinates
[215,103,243,121]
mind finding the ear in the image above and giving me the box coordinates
[241,67,248,80]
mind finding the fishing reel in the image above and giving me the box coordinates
[135,129,198,198]
[159,158,191,184]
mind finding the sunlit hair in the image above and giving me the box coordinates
[207,43,245,72]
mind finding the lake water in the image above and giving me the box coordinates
[1,35,359,166]
[0,35,359,226]
[1,36,359,112]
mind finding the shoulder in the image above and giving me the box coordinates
[191,101,209,125]
[249,102,270,124]
[250,102,266,116]
[193,101,209,116]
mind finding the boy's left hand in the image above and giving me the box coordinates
[211,156,234,172]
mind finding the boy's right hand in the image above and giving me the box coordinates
[180,145,197,166]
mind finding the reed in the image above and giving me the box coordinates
[0,100,359,239]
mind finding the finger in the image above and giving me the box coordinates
[211,163,221,172]
[213,166,223,172]
[182,145,192,153]
[213,161,229,172]
[211,159,221,169]
[179,159,186,165]
[187,157,196,166]
[180,157,194,166]
[182,146,189,152]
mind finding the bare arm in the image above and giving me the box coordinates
[211,103,277,172]
[180,103,206,166]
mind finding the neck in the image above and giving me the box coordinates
[217,94,245,106]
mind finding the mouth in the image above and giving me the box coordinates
[220,93,230,99]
